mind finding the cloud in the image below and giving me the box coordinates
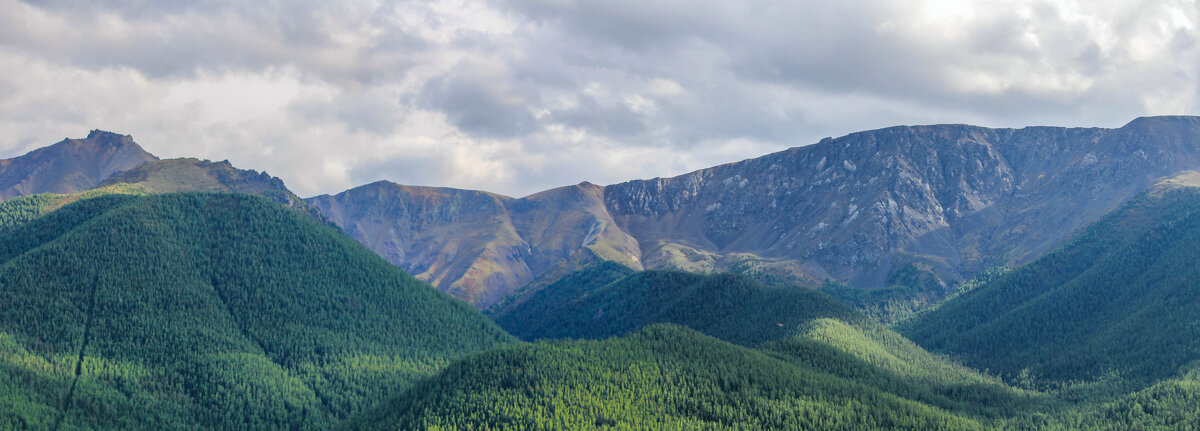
[420,58,537,138]
[1,0,1198,198]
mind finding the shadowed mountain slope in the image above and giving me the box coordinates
[489,262,861,346]
[487,262,1025,414]
[903,171,1200,389]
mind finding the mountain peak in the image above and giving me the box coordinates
[1121,115,1200,130]
[71,129,142,150]
[86,129,127,140]
[1,131,158,200]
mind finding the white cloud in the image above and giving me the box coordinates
[1,0,1199,197]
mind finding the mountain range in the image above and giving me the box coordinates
[311,116,1200,309]
[5,119,1200,428]
[7,118,1200,311]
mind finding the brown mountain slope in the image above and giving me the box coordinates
[309,181,641,307]
[0,130,158,200]
[313,116,1200,308]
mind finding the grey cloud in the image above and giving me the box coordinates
[348,152,445,189]
[421,67,537,138]
[2,0,1199,198]
[499,0,1198,128]
[2,0,413,84]
[291,91,408,135]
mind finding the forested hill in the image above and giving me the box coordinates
[902,171,1200,390]
[346,324,1001,430]
[0,192,515,429]
[487,261,1020,414]
[489,262,864,346]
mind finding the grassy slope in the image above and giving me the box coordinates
[0,184,148,231]
[902,182,1200,389]
[0,192,515,429]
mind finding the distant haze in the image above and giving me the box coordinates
[2,0,1197,197]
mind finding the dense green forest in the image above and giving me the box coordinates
[0,192,514,429]
[823,264,1012,326]
[347,324,992,430]
[490,262,866,346]
[6,184,1200,429]
[487,261,1017,402]
[902,184,1200,393]
[347,321,1200,430]
[0,184,148,231]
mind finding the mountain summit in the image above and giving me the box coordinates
[0,130,158,199]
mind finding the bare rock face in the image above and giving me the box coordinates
[607,116,1200,288]
[313,116,1200,307]
[308,181,642,308]
[0,130,159,200]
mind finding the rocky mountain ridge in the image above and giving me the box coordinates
[11,119,1200,310]
[310,116,1200,308]
[605,116,1200,287]
[100,157,324,219]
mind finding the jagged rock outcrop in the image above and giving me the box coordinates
[312,116,1200,307]
[0,130,158,199]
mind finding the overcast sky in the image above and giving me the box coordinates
[2,0,1197,197]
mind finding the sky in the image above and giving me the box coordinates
[1,0,1198,198]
